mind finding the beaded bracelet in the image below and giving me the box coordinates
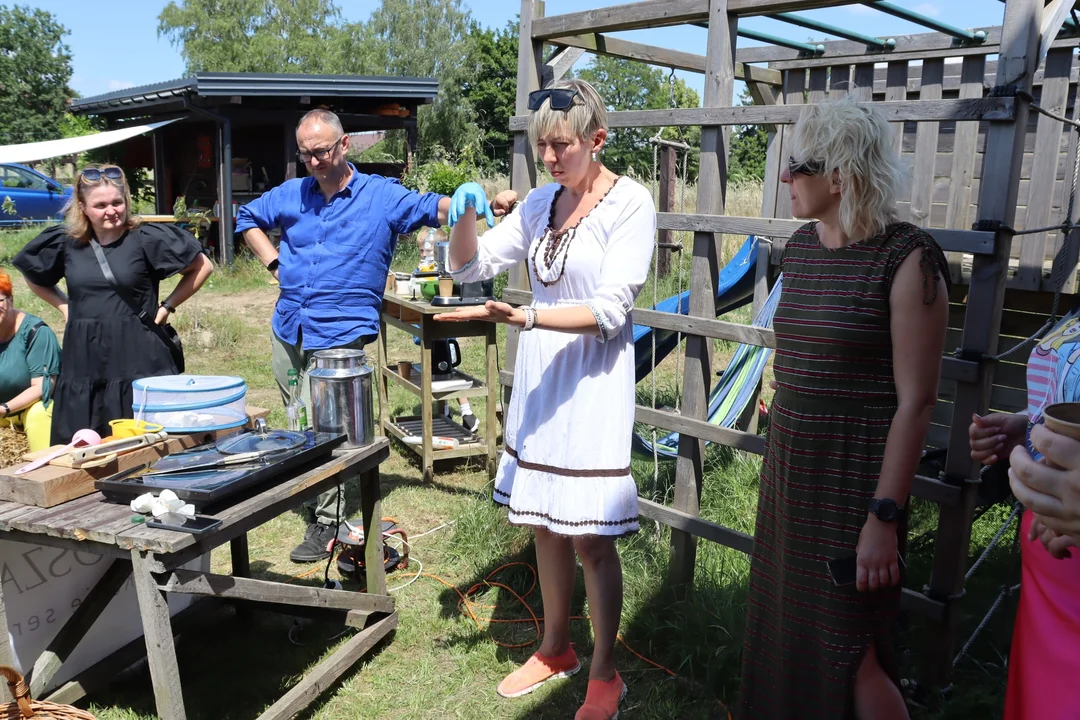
[521,306,537,331]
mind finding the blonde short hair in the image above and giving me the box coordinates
[791,95,904,240]
[64,164,141,244]
[528,79,608,147]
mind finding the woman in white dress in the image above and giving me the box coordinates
[438,79,655,720]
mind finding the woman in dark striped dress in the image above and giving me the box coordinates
[738,97,949,719]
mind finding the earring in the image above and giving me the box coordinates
[591,151,598,162]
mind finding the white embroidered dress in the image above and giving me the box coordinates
[450,178,655,536]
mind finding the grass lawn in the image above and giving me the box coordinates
[0,198,1016,718]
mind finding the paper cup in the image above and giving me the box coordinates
[438,277,454,297]
[1043,402,1080,441]
[397,360,413,382]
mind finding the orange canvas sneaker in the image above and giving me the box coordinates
[574,671,627,720]
[496,646,581,698]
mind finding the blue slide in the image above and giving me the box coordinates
[633,234,760,383]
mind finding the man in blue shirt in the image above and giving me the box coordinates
[237,108,486,562]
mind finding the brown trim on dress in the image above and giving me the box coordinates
[504,445,630,478]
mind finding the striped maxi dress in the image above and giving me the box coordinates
[737,221,949,719]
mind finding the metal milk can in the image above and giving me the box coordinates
[308,348,375,448]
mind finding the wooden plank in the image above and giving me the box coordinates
[131,551,186,720]
[1039,0,1076,66]
[829,64,851,98]
[637,404,766,455]
[531,0,708,39]
[254,612,398,720]
[807,66,828,105]
[885,61,910,155]
[774,68,806,220]
[925,0,1043,688]
[912,474,963,506]
[634,308,775,347]
[506,97,1016,131]
[670,0,735,593]
[638,498,754,554]
[940,356,981,384]
[547,33,780,83]
[852,63,875,101]
[27,559,132,698]
[908,59,945,226]
[945,55,988,284]
[158,568,395,613]
[1018,46,1074,290]
[0,436,200,509]
[541,46,584,86]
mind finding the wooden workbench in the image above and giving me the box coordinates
[376,293,499,482]
[0,438,394,720]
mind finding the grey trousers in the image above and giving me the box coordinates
[270,328,373,526]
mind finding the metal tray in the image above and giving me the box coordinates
[95,431,347,510]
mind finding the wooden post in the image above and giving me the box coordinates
[884,61,910,160]
[405,123,419,174]
[485,324,499,478]
[420,319,434,483]
[944,55,987,285]
[1018,46,1072,290]
[657,145,677,278]
[669,0,735,592]
[924,0,1043,688]
[284,125,298,182]
[131,551,186,719]
[772,68,806,221]
[230,534,250,578]
[153,130,167,214]
[908,58,944,227]
[359,467,388,597]
[1051,62,1080,294]
[504,0,544,408]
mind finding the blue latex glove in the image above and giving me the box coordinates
[449,182,494,228]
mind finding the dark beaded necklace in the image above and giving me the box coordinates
[531,177,621,288]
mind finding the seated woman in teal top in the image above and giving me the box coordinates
[0,268,61,453]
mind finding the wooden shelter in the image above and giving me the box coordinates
[70,72,439,263]
[503,0,1079,687]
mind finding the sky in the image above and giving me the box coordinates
[28,0,1009,101]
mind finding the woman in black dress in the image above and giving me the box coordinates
[13,165,214,443]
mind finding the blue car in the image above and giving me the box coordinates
[0,163,72,226]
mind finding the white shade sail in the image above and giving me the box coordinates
[0,119,179,165]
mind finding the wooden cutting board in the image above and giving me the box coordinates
[0,407,270,508]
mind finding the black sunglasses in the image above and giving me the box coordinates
[528,88,580,111]
[80,167,123,182]
[296,136,343,163]
[788,156,825,177]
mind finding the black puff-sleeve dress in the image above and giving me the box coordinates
[13,223,202,444]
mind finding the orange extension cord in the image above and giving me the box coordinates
[286,528,733,719]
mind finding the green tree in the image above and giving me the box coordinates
[728,87,769,183]
[343,0,478,163]
[461,20,518,173]
[577,57,700,178]
[158,0,346,74]
[0,5,73,146]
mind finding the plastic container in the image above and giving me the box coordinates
[132,375,248,433]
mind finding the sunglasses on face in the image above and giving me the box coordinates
[79,167,123,182]
[527,88,580,111]
[788,156,825,177]
[296,136,343,163]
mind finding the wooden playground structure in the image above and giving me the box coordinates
[501,0,1080,688]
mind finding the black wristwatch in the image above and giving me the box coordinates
[160,300,176,314]
[868,498,906,523]
[0,403,8,418]
[266,257,280,273]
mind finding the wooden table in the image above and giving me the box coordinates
[0,438,394,720]
[377,293,499,482]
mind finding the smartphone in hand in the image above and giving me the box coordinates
[825,553,906,587]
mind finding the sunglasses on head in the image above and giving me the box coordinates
[528,88,580,111]
[788,156,826,177]
[80,167,123,182]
